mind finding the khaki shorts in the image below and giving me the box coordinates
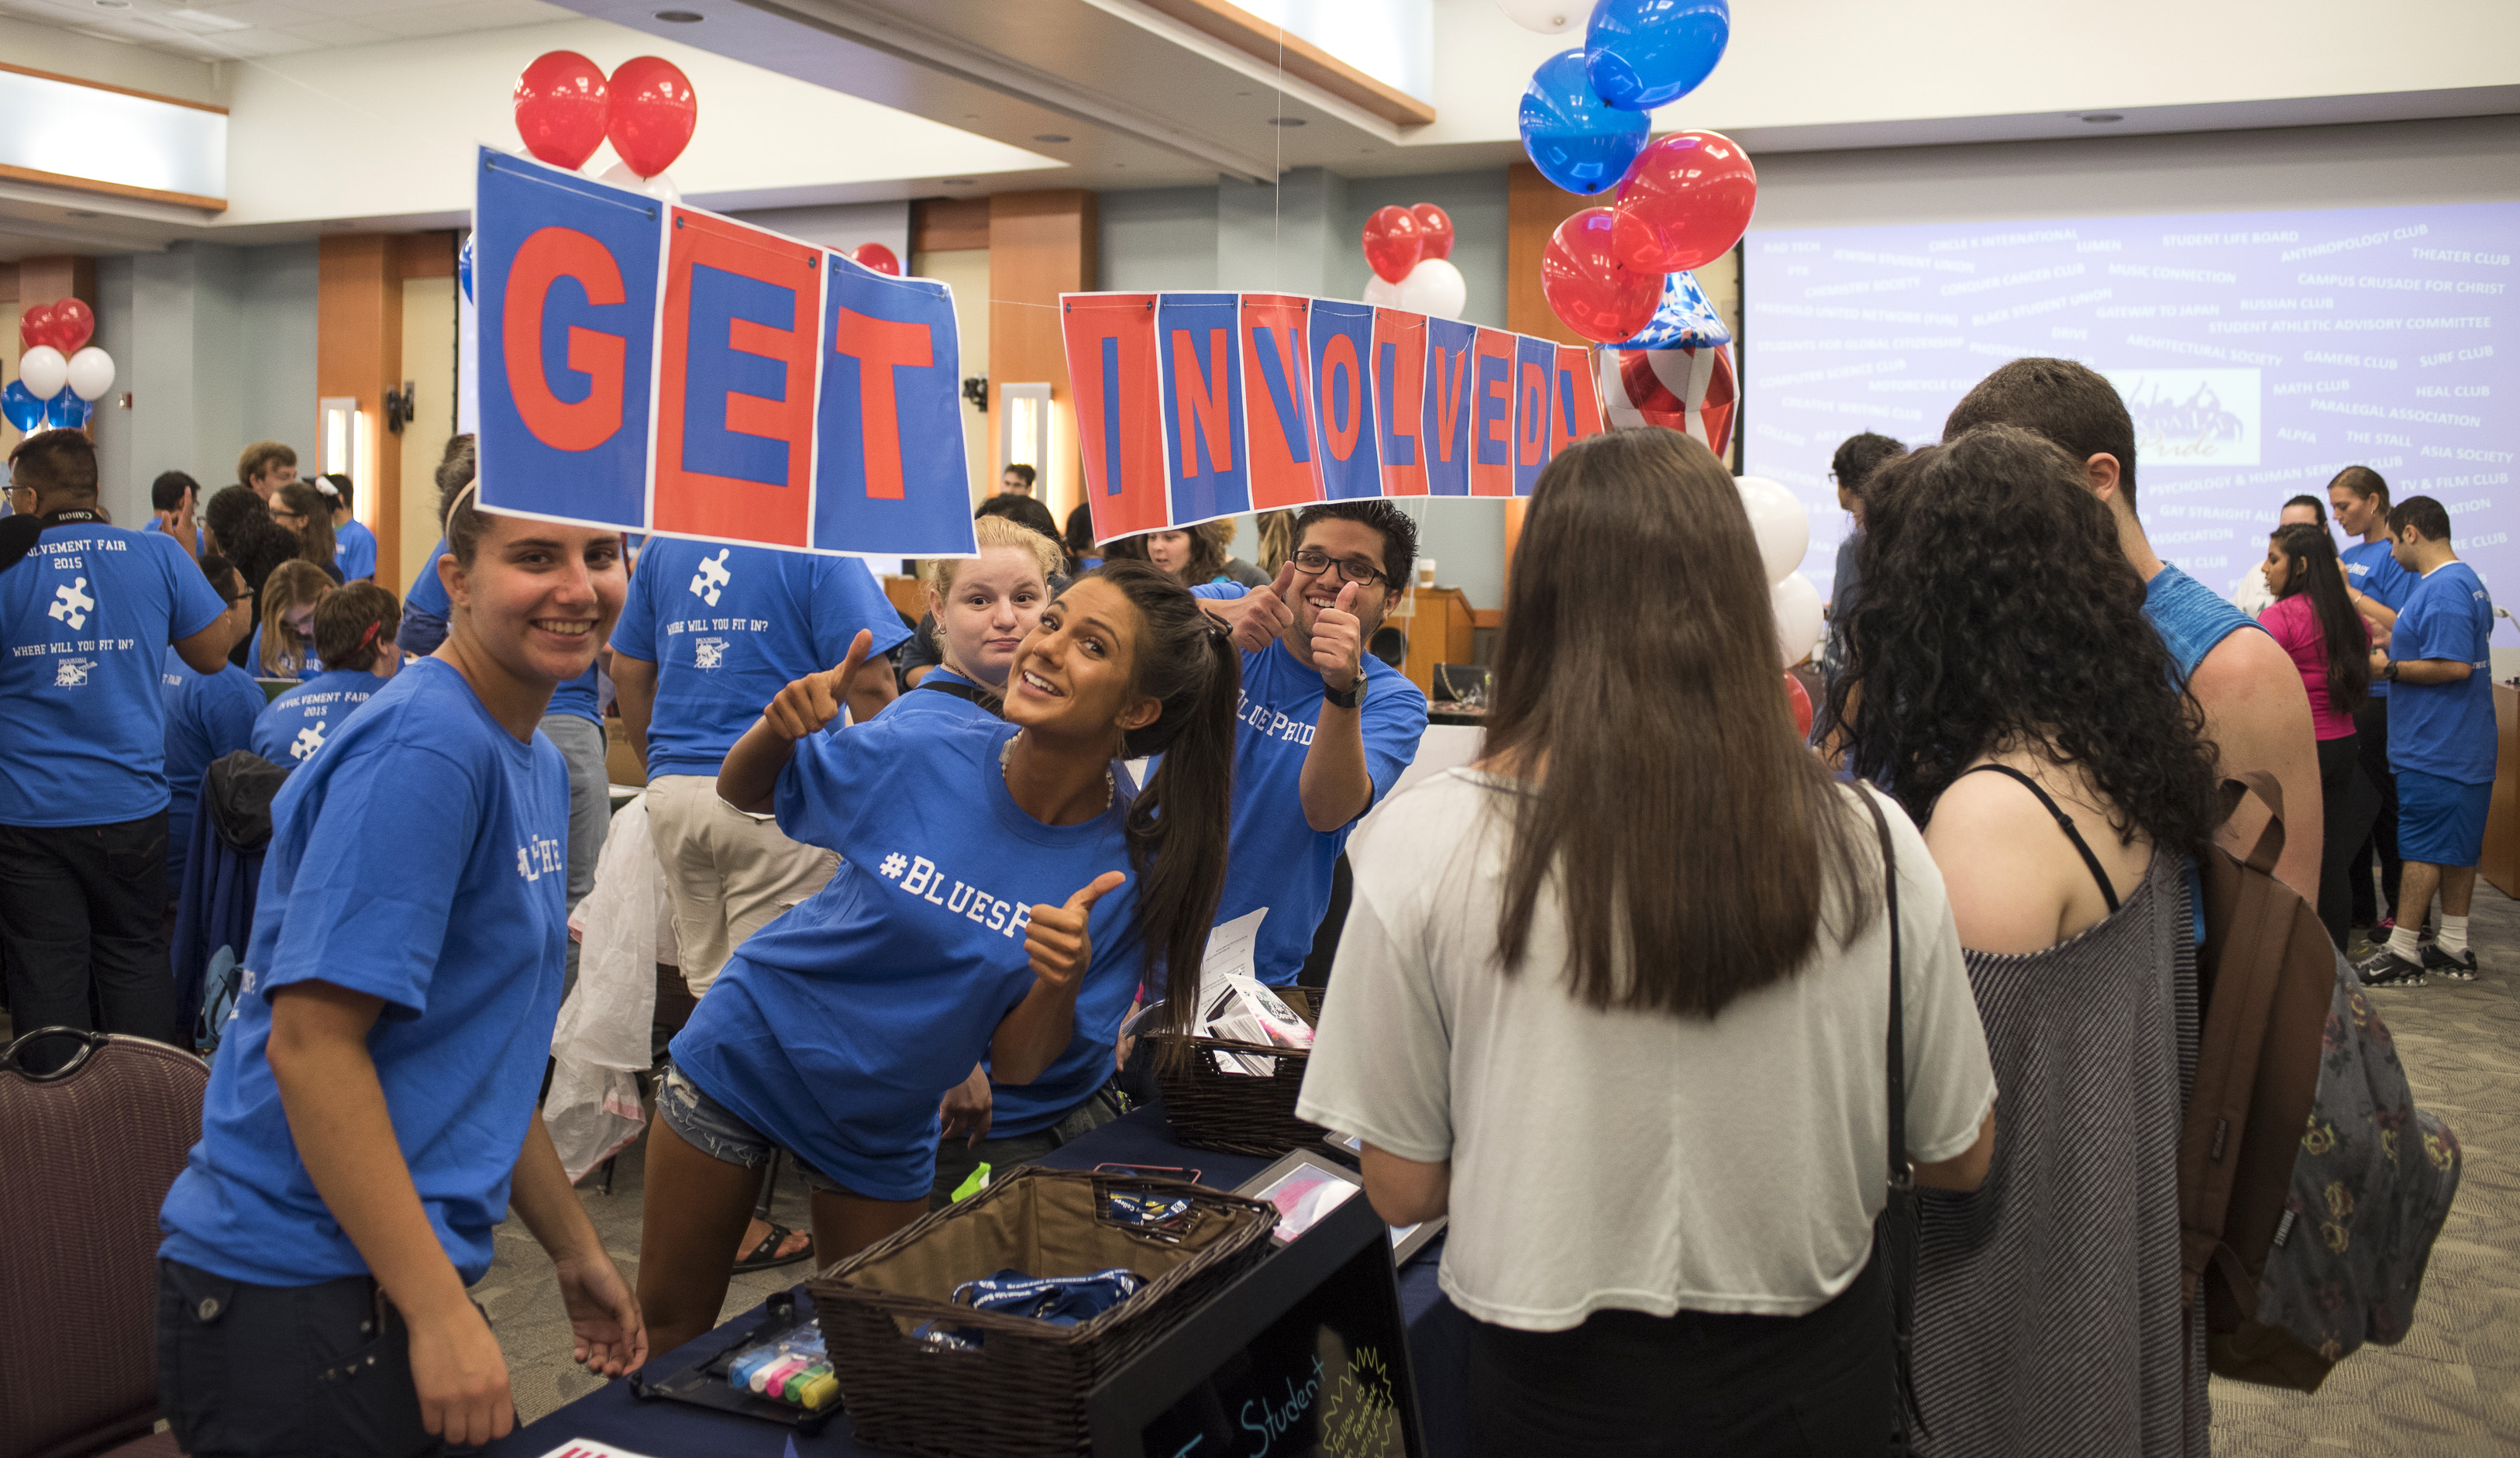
[645,774,837,997]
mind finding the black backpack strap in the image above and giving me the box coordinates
[916,677,1002,713]
[1858,785,1927,1445]
[1957,762,2120,912]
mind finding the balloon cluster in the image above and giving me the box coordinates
[1358,203,1465,319]
[1511,0,1755,345]
[1735,474,1822,669]
[5,301,115,434]
[513,50,698,198]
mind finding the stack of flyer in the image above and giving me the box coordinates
[1200,974,1313,1076]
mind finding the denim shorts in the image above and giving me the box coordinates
[656,1061,848,1194]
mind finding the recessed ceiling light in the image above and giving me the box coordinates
[163,7,251,32]
[1033,133,1070,143]
[941,178,976,186]
[92,1,132,10]
[66,209,100,218]
[654,9,704,20]
[2082,112,2123,123]
[1267,117,1305,127]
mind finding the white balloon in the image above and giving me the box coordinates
[1771,572,1825,670]
[1495,0,1583,33]
[1736,474,1810,585]
[599,161,680,202]
[18,346,67,401]
[1362,274,1404,309]
[66,347,115,402]
[1396,257,1467,319]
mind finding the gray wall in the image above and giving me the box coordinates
[95,240,317,526]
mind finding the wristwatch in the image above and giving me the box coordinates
[2382,660,2399,682]
[1322,679,1362,709]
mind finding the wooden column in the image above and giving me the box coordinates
[1500,164,1603,597]
[987,190,1099,525]
[317,236,402,583]
[14,255,97,311]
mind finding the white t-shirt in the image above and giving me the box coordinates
[1296,770,1997,1330]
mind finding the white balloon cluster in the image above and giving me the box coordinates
[18,346,115,403]
[1736,475,1821,668]
[1361,257,1468,320]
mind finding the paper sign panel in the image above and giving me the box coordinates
[1308,300,1381,502]
[1158,292,1251,528]
[1372,309,1428,498]
[473,150,661,529]
[1238,294,1322,512]
[654,208,825,546]
[1551,344,1605,455]
[812,253,976,558]
[1062,294,1171,545]
[1470,328,1517,498]
[1513,334,1555,497]
[1422,318,1475,498]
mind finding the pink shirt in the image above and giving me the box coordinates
[2260,592,2367,739]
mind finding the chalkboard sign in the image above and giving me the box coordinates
[1086,1185,1426,1458]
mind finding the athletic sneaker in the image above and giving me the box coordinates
[2422,944,2480,982]
[2356,947,2429,988]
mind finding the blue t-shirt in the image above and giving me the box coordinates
[333,519,378,581]
[609,539,911,777]
[2340,539,2414,700]
[158,659,570,1287]
[2387,561,2497,784]
[246,622,322,683]
[0,522,228,827]
[143,517,203,555]
[253,668,391,768]
[670,714,1145,1194]
[2143,562,2262,684]
[160,646,265,894]
[402,535,600,724]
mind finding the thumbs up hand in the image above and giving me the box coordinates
[1025,870,1126,995]
[1212,561,1296,654]
[1310,581,1364,692]
[762,629,874,741]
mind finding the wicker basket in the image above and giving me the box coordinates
[1141,988,1330,1158]
[807,1164,1278,1458]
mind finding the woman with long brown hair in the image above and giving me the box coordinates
[270,481,346,584]
[250,558,335,681]
[1298,428,1996,1456]
[2259,520,2375,948]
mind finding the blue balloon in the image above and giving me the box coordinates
[1610,270,1732,350]
[1,380,42,433]
[1587,0,1730,112]
[1519,49,1651,195]
[43,387,91,430]
[459,233,474,304]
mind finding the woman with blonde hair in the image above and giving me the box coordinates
[910,515,1065,711]
[250,558,336,681]
[270,481,346,584]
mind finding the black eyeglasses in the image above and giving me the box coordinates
[1289,548,1386,587]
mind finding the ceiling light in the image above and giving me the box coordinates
[91,0,132,9]
[163,7,252,32]
[1033,133,1070,143]
[2082,112,2123,123]
[66,209,100,218]
[941,178,976,186]
[1267,117,1306,127]
[654,9,703,19]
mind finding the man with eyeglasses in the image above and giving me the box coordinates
[1191,501,1429,987]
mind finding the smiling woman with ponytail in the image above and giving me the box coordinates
[634,557,1239,1357]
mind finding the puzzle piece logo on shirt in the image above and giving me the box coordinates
[50,576,94,631]
[689,549,733,607]
[291,722,326,760]
[53,657,91,688]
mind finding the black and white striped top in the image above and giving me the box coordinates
[1911,850,2208,1456]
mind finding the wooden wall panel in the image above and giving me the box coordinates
[14,255,96,310]
[914,197,990,254]
[1506,162,1597,347]
[988,189,1097,524]
[318,236,402,584]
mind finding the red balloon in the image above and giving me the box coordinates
[1612,130,1757,274]
[1410,203,1455,261]
[513,50,610,171]
[1362,205,1423,285]
[50,298,95,353]
[1541,208,1660,344]
[1784,672,1813,739]
[607,56,697,180]
[851,242,901,277]
[19,303,56,352]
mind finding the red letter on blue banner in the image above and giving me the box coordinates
[1552,345,1605,453]
[656,209,825,547]
[1471,327,1517,498]
[474,149,660,529]
[1422,318,1475,498]
[814,253,975,559]
[1308,300,1381,502]
[1158,293,1250,528]
[1063,294,1169,546]
[1513,335,1556,496]
[1372,309,1427,498]
[1238,294,1320,512]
